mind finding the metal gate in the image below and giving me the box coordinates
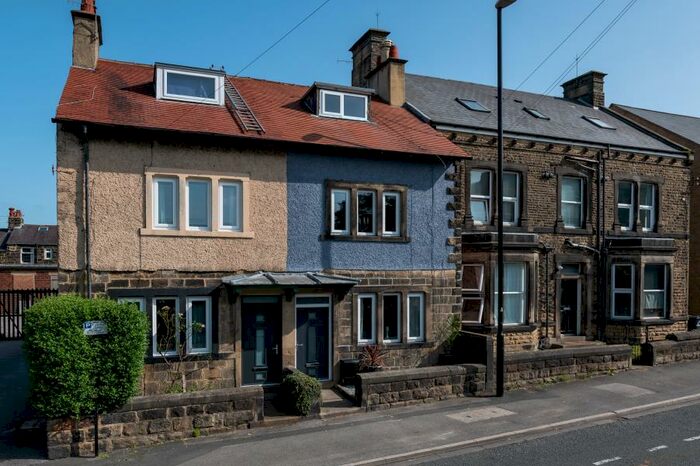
[0,289,58,340]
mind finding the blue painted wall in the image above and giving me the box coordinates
[286,152,454,271]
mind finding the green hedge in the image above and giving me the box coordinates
[278,370,321,416]
[23,295,148,419]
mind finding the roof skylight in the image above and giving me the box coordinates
[524,107,550,120]
[457,98,491,113]
[583,116,616,130]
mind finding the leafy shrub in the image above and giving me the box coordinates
[23,295,148,419]
[278,370,321,416]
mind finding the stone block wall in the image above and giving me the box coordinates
[605,320,687,345]
[504,345,631,390]
[643,331,700,365]
[356,364,487,411]
[45,386,263,459]
[140,358,235,396]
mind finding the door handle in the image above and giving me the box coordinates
[296,343,304,347]
[272,344,279,355]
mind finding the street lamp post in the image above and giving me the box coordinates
[495,0,516,398]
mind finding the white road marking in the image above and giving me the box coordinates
[648,445,668,452]
[592,457,621,465]
[683,435,700,442]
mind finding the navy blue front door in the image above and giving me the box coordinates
[296,297,331,380]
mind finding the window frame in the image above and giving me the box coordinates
[43,248,54,261]
[20,247,34,265]
[382,191,401,237]
[617,181,635,231]
[382,293,402,344]
[642,264,668,320]
[118,297,146,312]
[502,171,520,226]
[319,89,368,121]
[407,292,425,343]
[153,177,179,230]
[330,188,351,236]
[186,178,212,231]
[218,180,242,232]
[470,169,492,225]
[611,264,635,320]
[152,297,180,357]
[494,262,527,325]
[356,190,377,236]
[357,293,377,344]
[186,296,212,354]
[462,297,484,324]
[157,67,224,105]
[639,183,657,232]
[561,176,585,229]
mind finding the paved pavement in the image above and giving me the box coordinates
[33,360,700,466]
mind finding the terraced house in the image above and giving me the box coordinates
[54,4,465,393]
[348,30,692,350]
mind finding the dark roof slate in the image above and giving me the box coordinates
[405,74,684,155]
[6,225,58,246]
[612,104,700,146]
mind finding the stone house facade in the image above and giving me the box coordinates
[0,208,58,290]
[348,30,692,350]
[54,5,465,393]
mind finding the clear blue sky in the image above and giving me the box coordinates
[1,0,698,225]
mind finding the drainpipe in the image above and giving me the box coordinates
[597,147,609,341]
[82,125,92,298]
[539,243,553,348]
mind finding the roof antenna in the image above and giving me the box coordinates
[575,54,580,78]
[376,9,380,28]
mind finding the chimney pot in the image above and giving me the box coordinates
[81,0,96,14]
[71,0,102,69]
[8,208,23,229]
[389,44,399,59]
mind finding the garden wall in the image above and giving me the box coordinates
[643,331,700,365]
[45,386,263,459]
[356,364,487,411]
[504,345,632,390]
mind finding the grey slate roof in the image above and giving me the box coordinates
[612,104,700,146]
[222,272,359,288]
[405,74,684,155]
[5,225,58,246]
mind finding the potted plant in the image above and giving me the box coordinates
[358,345,386,372]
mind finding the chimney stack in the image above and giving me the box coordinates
[71,0,102,69]
[561,70,606,108]
[350,29,407,107]
[8,208,23,229]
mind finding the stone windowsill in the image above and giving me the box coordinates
[140,228,255,239]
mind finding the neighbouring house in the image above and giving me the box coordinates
[54,4,466,393]
[608,104,700,315]
[348,30,692,349]
[0,208,58,290]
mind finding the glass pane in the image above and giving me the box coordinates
[408,296,423,338]
[504,263,524,293]
[462,298,482,322]
[471,200,489,223]
[308,325,318,362]
[297,297,331,306]
[643,291,665,318]
[562,177,582,202]
[561,264,580,275]
[383,296,400,341]
[155,298,177,353]
[640,208,653,230]
[614,265,633,289]
[222,184,239,228]
[503,294,524,324]
[344,94,366,118]
[167,72,215,99]
[190,300,207,350]
[357,192,375,234]
[640,183,654,206]
[324,93,341,113]
[384,194,398,233]
[618,207,631,229]
[502,201,516,224]
[470,170,490,196]
[360,297,374,341]
[255,328,266,366]
[157,180,175,225]
[618,182,633,204]
[562,203,582,228]
[333,190,348,232]
[188,181,209,228]
[644,264,665,290]
[462,265,483,291]
[503,173,518,198]
[614,293,633,318]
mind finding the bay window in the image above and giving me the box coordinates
[643,264,668,319]
[494,262,527,325]
[611,264,634,320]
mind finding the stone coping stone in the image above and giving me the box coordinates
[118,386,263,412]
[647,339,700,350]
[667,330,700,342]
[505,344,631,363]
[358,364,485,385]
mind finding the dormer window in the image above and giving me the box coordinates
[320,90,368,121]
[155,63,225,105]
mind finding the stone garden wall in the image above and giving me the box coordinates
[356,364,487,411]
[643,331,700,365]
[45,386,263,459]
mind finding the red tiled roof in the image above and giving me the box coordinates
[54,59,467,158]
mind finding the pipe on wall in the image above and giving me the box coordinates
[82,125,92,298]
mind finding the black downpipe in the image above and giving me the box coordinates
[596,147,607,341]
[82,125,92,299]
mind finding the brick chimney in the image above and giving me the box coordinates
[8,208,23,229]
[350,29,407,107]
[561,70,607,108]
[71,0,103,69]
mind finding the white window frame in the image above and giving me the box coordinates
[462,264,484,292]
[152,297,179,357]
[43,249,54,261]
[319,89,368,121]
[561,176,584,229]
[642,264,667,320]
[186,296,212,354]
[186,179,212,231]
[470,169,491,225]
[382,191,401,237]
[20,247,34,264]
[153,177,178,230]
[502,171,520,226]
[639,183,657,232]
[495,262,527,325]
[157,67,224,105]
[382,293,402,344]
[357,294,377,344]
[611,264,635,320]
[462,297,484,324]
[118,297,146,312]
[407,293,425,343]
[331,189,351,235]
[617,181,635,231]
[356,190,377,236]
[218,180,242,232]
